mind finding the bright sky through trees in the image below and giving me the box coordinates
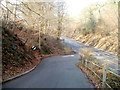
[65,0,108,17]
[1,0,108,17]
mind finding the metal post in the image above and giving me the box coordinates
[102,65,107,88]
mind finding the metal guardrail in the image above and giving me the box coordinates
[81,58,120,89]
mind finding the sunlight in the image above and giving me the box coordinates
[65,0,108,17]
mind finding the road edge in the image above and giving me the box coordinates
[2,65,37,83]
[2,51,77,83]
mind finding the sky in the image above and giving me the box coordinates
[65,0,108,17]
[1,0,108,17]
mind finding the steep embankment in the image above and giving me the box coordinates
[2,28,38,80]
[73,33,118,55]
[2,25,71,81]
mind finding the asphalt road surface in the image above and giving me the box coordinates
[3,54,94,88]
[60,36,118,73]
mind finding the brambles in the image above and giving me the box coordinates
[80,48,96,61]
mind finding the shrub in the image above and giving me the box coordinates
[80,48,96,61]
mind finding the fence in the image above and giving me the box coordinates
[81,58,120,89]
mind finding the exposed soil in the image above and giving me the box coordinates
[2,26,73,81]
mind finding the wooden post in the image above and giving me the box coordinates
[81,54,83,64]
[85,59,87,67]
[82,57,84,64]
[102,65,107,88]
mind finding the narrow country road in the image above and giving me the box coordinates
[61,36,118,73]
[3,54,94,88]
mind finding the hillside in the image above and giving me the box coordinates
[72,33,118,55]
[62,1,118,55]
[2,22,72,80]
[2,27,36,80]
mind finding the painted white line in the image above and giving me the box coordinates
[62,55,74,57]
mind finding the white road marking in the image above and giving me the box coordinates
[62,55,74,57]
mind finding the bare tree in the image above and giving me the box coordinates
[57,2,65,39]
